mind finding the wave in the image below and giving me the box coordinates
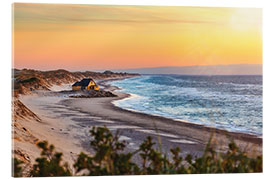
[109,75,262,135]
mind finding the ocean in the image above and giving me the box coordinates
[109,75,262,136]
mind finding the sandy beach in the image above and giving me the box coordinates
[65,80,262,155]
[10,4,263,177]
[15,77,262,170]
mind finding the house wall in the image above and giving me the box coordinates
[94,85,99,90]
[73,80,99,91]
[88,81,95,87]
[72,86,81,90]
[87,80,98,90]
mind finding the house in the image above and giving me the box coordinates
[72,78,99,91]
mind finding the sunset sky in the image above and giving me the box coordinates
[13,3,262,71]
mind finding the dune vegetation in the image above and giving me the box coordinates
[13,126,262,177]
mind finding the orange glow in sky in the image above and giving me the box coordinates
[13,3,262,71]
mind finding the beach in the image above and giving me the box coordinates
[15,77,262,169]
[10,4,263,177]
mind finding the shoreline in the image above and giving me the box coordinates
[112,94,262,138]
[12,76,140,168]
[14,75,262,170]
[62,79,262,155]
[102,78,262,141]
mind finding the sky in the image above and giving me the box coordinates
[13,3,262,71]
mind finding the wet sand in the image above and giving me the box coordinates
[62,80,262,157]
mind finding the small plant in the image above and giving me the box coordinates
[30,141,71,177]
[12,158,24,177]
[73,126,140,175]
[13,126,262,177]
[183,141,262,173]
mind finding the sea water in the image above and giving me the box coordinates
[109,75,262,135]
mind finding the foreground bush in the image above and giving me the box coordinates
[12,126,262,177]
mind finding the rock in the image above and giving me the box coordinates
[69,90,117,98]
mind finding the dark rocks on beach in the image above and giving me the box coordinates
[69,90,117,98]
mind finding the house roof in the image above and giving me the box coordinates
[72,82,81,86]
[80,78,93,86]
[72,78,94,87]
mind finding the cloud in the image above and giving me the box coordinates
[13,3,218,28]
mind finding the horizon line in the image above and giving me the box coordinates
[13,63,262,72]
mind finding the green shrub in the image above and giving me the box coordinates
[74,126,140,175]
[12,158,24,177]
[13,126,262,177]
[30,141,71,177]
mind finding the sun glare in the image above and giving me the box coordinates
[229,8,262,32]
